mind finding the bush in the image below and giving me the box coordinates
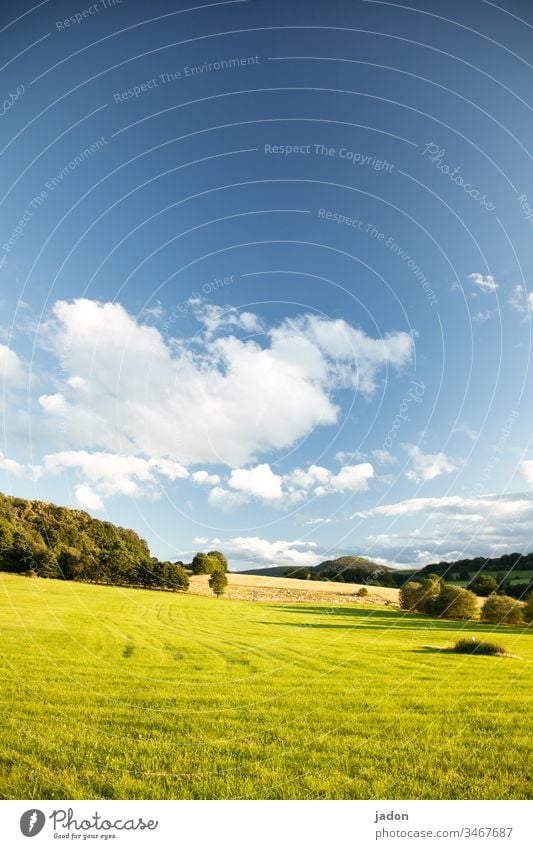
[433,584,478,620]
[524,592,533,624]
[453,638,506,656]
[481,594,524,625]
[399,581,423,610]
[357,587,369,597]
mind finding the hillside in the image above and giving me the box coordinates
[242,555,387,578]
[0,490,187,590]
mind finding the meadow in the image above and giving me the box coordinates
[0,572,531,800]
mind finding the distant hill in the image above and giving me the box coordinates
[242,555,399,585]
[0,491,188,591]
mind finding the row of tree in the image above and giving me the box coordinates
[400,574,533,624]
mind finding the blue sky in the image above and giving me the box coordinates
[1,0,532,570]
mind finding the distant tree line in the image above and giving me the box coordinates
[0,492,189,592]
[417,553,533,600]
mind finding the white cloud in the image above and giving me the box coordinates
[468,273,498,294]
[509,284,533,316]
[207,486,248,511]
[211,460,375,508]
[453,423,477,442]
[191,470,221,486]
[520,461,533,486]
[194,536,208,544]
[229,463,284,501]
[40,299,413,467]
[353,492,533,567]
[371,448,397,465]
[356,493,533,520]
[318,463,374,495]
[75,484,104,512]
[404,444,457,483]
[222,536,319,568]
[0,451,26,477]
[43,450,189,504]
[0,344,24,384]
[193,302,263,335]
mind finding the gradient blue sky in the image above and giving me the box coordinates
[1,0,532,569]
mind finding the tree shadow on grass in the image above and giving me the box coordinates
[265,605,528,636]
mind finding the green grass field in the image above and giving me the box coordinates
[1,573,531,800]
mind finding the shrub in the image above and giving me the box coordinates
[481,594,524,625]
[399,581,423,610]
[524,592,533,624]
[357,587,369,597]
[453,638,506,656]
[433,584,478,620]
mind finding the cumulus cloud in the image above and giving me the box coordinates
[404,444,457,483]
[353,492,533,567]
[229,463,284,501]
[191,470,221,486]
[0,451,27,477]
[43,450,189,504]
[468,273,498,294]
[0,344,24,384]
[39,298,413,467]
[75,484,104,512]
[221,536,319,568]
[207,460,375,509]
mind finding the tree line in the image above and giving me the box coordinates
[0,491,190,591]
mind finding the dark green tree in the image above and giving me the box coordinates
[191,552,219,574]
[209,568,228,597]
[481,594,524,625]
[207,550,228,572]
[468,574,498,596]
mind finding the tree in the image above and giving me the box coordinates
[481,594,524,625]
[433,584,477,620]
[191,552,219,574]
[417,575,443,614]
[399,581,423,611]
[468,574,498,597]
[209,568,228,597]
[207,550,228,572]
[160,561,189,591]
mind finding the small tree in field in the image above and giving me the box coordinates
[209,568,228,598]
[481,594,524,625]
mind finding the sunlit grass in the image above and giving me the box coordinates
[0,573,531,799]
